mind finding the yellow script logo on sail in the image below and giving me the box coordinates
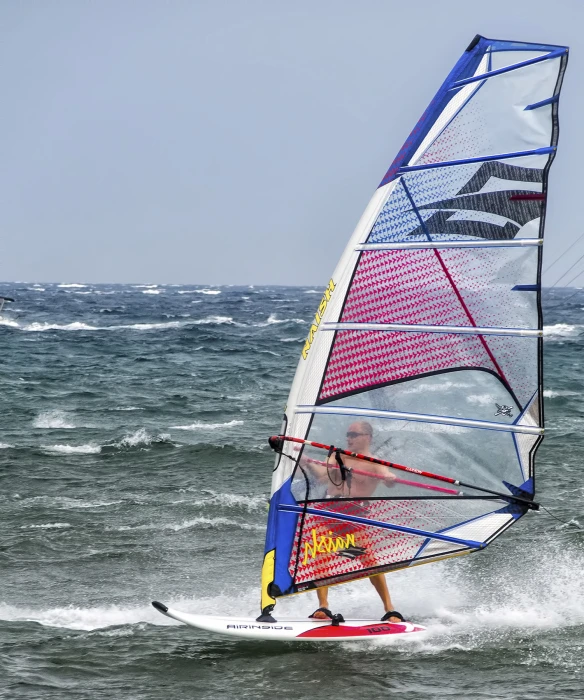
[303,528,357,565]
[301,279,335,360]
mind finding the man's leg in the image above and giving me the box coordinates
[369,574,402,621]
[310,586,331,618]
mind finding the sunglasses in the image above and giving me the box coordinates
[346,432,369,438]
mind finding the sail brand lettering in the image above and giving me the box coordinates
[226,625,293,630]
[303,528,356,565]
[302,279,336,359]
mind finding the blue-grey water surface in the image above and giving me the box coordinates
[0,282,583,699]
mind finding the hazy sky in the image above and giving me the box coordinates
[1,1,582,285]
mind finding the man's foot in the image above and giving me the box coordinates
[309,607,333,620]
[381,610,405,623]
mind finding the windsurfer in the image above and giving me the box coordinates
[303,421,404,623]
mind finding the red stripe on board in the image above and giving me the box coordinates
[297,622,414,638]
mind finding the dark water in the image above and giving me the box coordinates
[0,282,583,699]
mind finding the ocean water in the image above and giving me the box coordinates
[0,282,583,700]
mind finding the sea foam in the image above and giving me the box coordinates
[169,420,243,430]
[41,444,101,454]
[33,410,75,429]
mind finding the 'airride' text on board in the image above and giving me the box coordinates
[302,279,335,360]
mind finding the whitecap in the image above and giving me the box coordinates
[25,322,99,332]
[114,428,171,448]
[543,323,581,338]
[58,283,87,288]
[20,321,188,333]
[185,489,267,513]
[0,602,168,631]
[543,389,578,399]
[169,420,243,431]
[0,443,14,449]
[132,284,158,289]
[21,496,121,509]
[33,410,75,429]
[466,394,496,406]
[142,289,161,295]
[20,522,71,530]
[41,444,101,454]
[195,289,221,295]
[255,314,305,327]
[116,321,183,331]
[0,318,20,328]
[114,516,263,532]
[192,316,234,325]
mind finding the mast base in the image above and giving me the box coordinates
[256,605,277,623]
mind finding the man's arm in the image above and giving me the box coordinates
[350,460,397,488]
[298,454,329,484]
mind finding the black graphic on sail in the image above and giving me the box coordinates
[408,162,545,240]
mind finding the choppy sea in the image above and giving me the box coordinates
[0,282,583,699]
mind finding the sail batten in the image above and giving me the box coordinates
[259,34,567,613]
[356,239,543,250]
[450,48,566,88]
[399,146,556,174]
[294,406,544,434]
[278,505,486,549]
[321,322,541,336]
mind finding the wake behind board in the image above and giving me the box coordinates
[152,602,425,642]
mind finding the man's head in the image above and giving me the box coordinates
[346,421,373,453]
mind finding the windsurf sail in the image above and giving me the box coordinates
[259,35,568,618]
[0,297,14,314]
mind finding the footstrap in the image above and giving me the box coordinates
[308,607,333,619]
[381,610,405,622]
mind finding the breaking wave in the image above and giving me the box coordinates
[17,496,122,510]
[113,516,264,533]
[112,428,172,449]
[33,410,75,429]
[169,420,243,431]
[191,315,235,325]
[26,322,100,332]
[543,389,578,398]
[543,323,582,339]
[41,444,101,455]
[254,314,306,327]
[182,489,267,513]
